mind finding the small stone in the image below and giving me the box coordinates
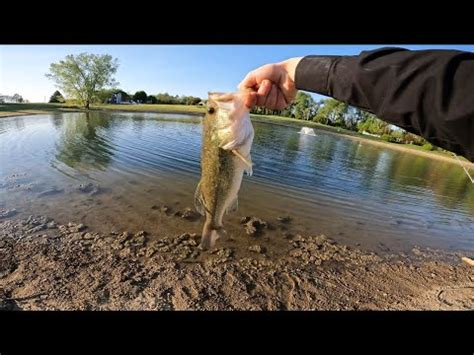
[83,233,94,239]
[289,249,303,258]
[277,216,292,224]
[151,205,159,210]
[160,205,171,214]
[146,248,156,258]
[412,248,422,256]
[240,216,251,224]
[243,217,268,236]
[248,244,265,254]
[180,208,200,221]
[46,221,57,229]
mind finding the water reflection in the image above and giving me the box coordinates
[252,123,474,218]
[54,112,115,171]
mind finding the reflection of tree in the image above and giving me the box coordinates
[49,113,64,130]
[54,112,114,171]
[383,151,474,213]
[130,114,146,135]
[281,133,299,164]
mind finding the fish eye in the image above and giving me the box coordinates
[207,107,215,114]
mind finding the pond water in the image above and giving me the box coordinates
[1,112,473,253]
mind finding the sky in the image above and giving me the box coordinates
[1,45,474,103]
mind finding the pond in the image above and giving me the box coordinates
[1,112,473,253]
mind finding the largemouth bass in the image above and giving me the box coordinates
[194,92,254,250]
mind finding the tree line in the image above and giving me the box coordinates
[45,52,435,150]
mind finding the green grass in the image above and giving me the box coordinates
[0,102,205,117]
[90,103,205,114]
[0,103,83,117]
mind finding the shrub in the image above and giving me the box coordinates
[381,134,392,142]
[422,143,434,151]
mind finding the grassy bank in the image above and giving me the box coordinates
[0,102,205,118]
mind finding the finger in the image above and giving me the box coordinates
[265,84,278,110]
[274,89,288,110]
[243,91,257,109]
[238,71,257,91]
[256,80,272,106]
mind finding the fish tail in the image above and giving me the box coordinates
[199,221,226,250]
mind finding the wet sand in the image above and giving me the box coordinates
[1,212,473,310]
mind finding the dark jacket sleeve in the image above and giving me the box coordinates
[295,47,474,162]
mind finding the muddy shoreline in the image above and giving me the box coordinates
[1,213,473,310]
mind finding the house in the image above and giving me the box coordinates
[108,92,122,104]
[0,94,20,103]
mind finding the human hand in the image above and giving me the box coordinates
[238,57,302,109]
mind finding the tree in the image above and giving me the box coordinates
[12,93,24,103]
[314,99,348,126]
[155,92,177,104]
[49,90,65,103]
[96,88,116,103]
[46,53,119,109]
[356,111,391,135]
[181,96,201,105]
[133,91,147,103]
[293,92,318,120]
[147,95,157,104]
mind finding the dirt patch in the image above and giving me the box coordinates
[0,215,473,310]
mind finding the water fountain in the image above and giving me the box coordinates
[298,127,317,136]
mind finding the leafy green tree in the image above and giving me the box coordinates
[155,92,177,104]
[95,88,116,103]
[133,91,148,103]
[147,95,157,104]
[293,92,318,120]
[49,90,65,103]
[356,111,391,135]
[181,96,201,105]
[314,99,348,126]
[46,53,119,109]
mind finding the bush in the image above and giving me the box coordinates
[381,134,392,142]
[422,143,434,151]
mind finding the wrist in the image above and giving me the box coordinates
[280,57,303,82]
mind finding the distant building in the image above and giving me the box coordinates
[0,94,20,103]
[108,92,123,104]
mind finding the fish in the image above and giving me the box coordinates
[194,91,254,250]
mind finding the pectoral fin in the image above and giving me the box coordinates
[194,181,207,216]
[232,150,253,176]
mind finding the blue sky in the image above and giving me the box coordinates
[1,45,473,103]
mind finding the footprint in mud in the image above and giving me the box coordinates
[436,284,474,309]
